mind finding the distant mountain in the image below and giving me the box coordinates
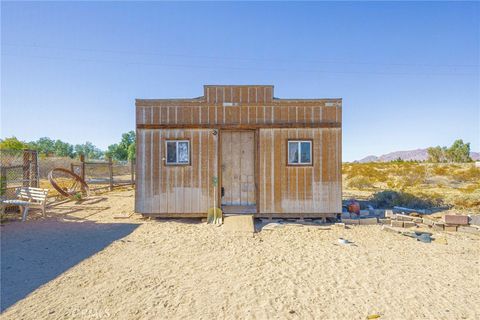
[357,149,480,163]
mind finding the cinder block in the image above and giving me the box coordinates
[444,225,457,232]
[458,226,480,235]
[342,219,360,225]
[422,218,435,226]
[385,210,394,218]
[444,215,468,225]
[396,214,414,221]
[469,215,480,226]
[379,218,391,224]
[391,220,404,228]
[412,217,423,223]
[360,218,378,225]
[433,223,444,231]
[403,221,416,228]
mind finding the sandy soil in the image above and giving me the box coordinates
[1,188,479,319]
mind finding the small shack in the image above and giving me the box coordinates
[135,85,342,219]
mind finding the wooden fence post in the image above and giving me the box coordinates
[108,156,113,191]
[80,154,86,182]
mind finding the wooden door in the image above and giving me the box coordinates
[221,131,255,206]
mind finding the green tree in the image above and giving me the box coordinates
[446,139,472,163]
[0,137,29,150]
[128,142,136,161]
[427,146,447,163]
[106,131,136,161]
[74,142,103,159]
[53,140,74,158]
[33,137,55,156]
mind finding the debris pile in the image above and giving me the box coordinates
[382,209,480,235]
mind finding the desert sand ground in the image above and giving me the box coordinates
[1,188,479,320]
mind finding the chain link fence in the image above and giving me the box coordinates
[0,149,39,200]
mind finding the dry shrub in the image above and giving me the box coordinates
[345,163,388,183]
[450,192,480,212]
[347,176,375,189]
[448,166,480,183]
[370,190,442,209]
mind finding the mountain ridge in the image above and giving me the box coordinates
[356,149,480,163]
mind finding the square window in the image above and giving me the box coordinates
[165,140,190,165]
[288,140,312,165]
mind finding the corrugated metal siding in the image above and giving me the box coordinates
[135,129,218,215]
[258,128,342,215]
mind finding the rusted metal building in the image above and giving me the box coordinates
[135,85,342,219]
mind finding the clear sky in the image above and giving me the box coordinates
[1,1,479,161]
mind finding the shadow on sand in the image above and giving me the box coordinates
[0,220,139,312]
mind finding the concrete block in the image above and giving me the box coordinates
[458,226,480,235]
[412,217,423,223]
[444,215,468,225]
[360,218,378,225]
[342,219,360,225]
[469,215,480,226]
[385,210,394,218]
[433,223,444,231]
[391,220,404,228]
[422,218,435,226]
[444,225,457,232]
[396,214,414,221]
[403,221,416,228]
[379,218,391,224]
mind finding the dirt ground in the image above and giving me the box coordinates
[1,188,479,319]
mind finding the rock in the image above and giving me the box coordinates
[335,223,346,229]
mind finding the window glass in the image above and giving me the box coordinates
[300,142,311,163]
[177,141,189,163]
[288,142,299,164]
[166,142,177,163]
[288,140,312,165]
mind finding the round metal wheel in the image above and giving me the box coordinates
[48,168,90,198]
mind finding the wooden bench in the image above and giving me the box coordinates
[1,187,49,222]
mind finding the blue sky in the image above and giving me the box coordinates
[1,1,479,161]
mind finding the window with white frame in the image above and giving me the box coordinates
[166,140,190,165]
[288,140,312,165]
